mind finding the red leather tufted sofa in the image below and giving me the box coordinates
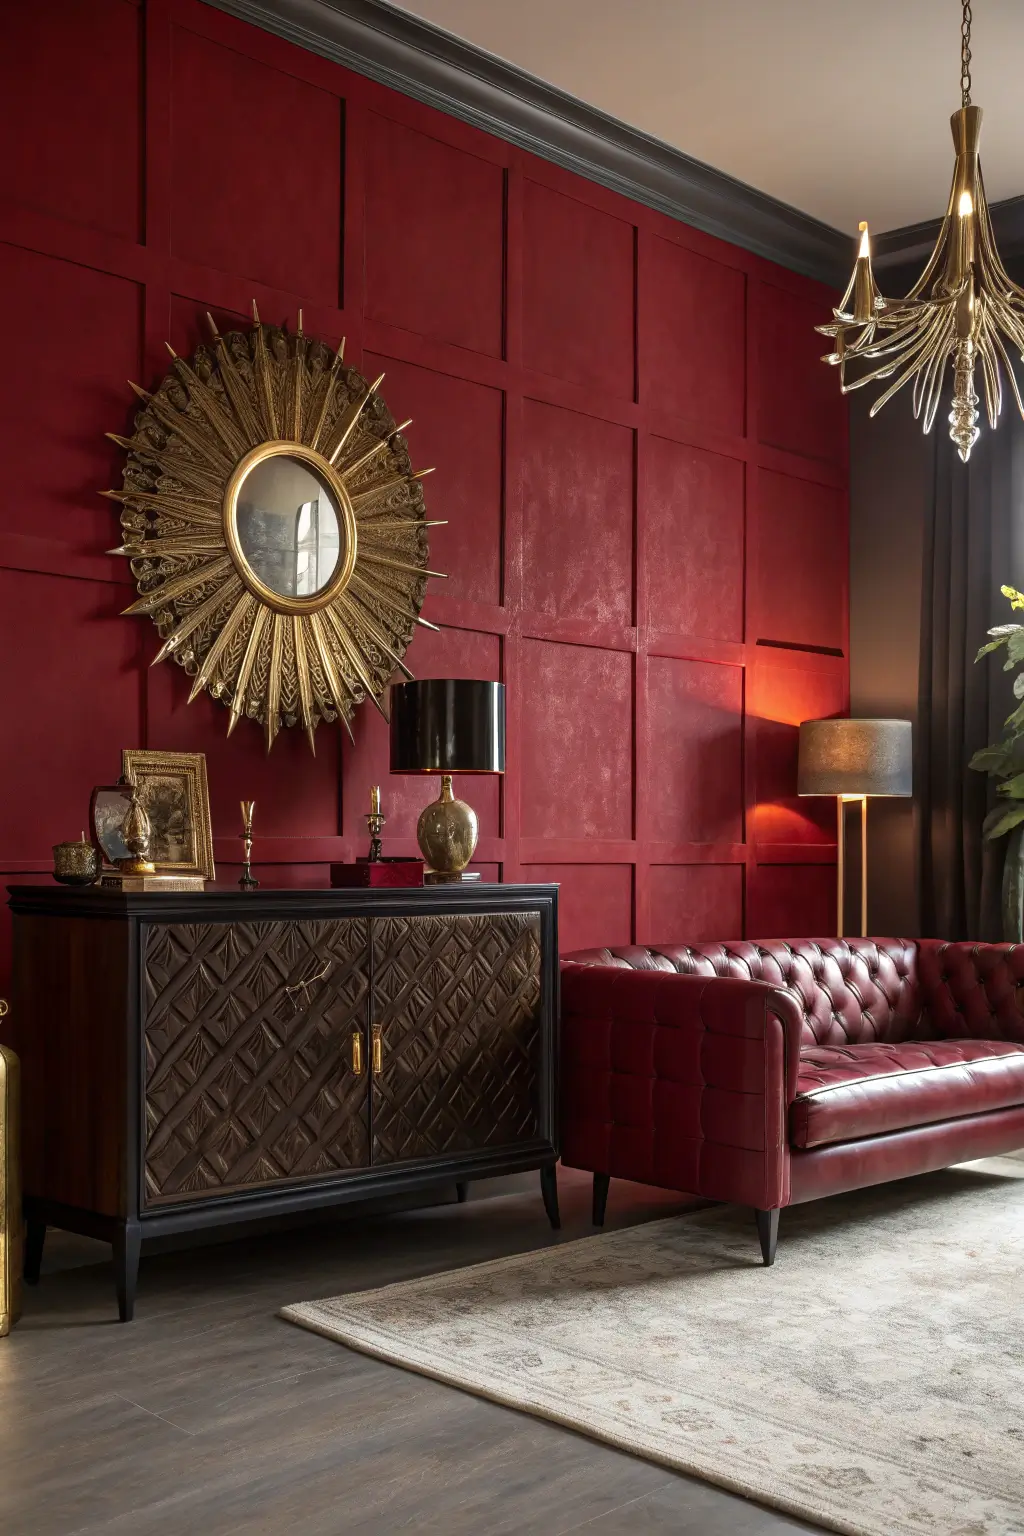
[560,937,1024,1264]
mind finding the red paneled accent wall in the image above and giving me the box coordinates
[0,0,848,981]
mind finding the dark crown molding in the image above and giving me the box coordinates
[202,0,851,287]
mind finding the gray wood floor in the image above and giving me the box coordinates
[0,1168,819,1535]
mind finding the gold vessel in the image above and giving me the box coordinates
[417,775,478,882]
[117,777,155,876]
[52,833,100,887]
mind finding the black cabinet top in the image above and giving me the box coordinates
[7,883,559,922]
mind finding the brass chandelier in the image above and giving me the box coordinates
[818,0,1024,462]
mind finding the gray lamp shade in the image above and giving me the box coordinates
[390,679,505,775]
[797,718,912,797]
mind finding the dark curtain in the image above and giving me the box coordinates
[918,408,1024,938]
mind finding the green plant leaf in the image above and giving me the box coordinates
[987,624,1022,637]
[983,803,1024,840]
[969,745,1013,774]
[998,772,1024,797]
[1007,630,1024,663]
[978,639,1008,660]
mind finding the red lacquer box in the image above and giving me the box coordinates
[330,859,424,889]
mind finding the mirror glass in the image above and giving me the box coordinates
[235,455,343,598]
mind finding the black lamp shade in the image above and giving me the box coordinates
[390,679,505,775]
[797,717,912,797]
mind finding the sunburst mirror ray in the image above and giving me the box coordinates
[107,305,446,752]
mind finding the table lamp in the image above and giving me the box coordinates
[390,679,505,882]
[797,717,912,937]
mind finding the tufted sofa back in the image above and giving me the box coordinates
[563,937,928,1050]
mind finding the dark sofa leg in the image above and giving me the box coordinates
[755,1208,780,1266]
[540,1164,560,1230]
[592,1173,611,1227]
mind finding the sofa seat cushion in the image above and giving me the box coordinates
[791,1039,1024,1149]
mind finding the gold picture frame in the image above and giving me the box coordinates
[107,305,447,753]
[120,750,215,882]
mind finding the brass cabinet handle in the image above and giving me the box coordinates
[351,1030,364,1076]
[372,1025,383,1075]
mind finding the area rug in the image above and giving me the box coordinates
[282,1155,1024,1536]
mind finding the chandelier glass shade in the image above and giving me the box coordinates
[817,1,1024,462]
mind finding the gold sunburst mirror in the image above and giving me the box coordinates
[106,304,446,752]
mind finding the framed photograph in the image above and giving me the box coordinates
[120,750,215,881]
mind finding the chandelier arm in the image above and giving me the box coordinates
[842,307,950,394]
[991,302,1024,360]
[846,323,881,355]
[869,338,954,420]
[975,317,1003,428]
[864,309,956,417]
[843,304,935,360]
[835,269,860,318]
[913,324,952,423]
[990,327,1024,423]
[917,336,954,430]
[979,344,1001,430]
[904,220,955,302]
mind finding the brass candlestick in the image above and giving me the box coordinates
[365,785,385,862]
[239,800,259,890]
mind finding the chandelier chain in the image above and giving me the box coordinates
[961,0,972,107]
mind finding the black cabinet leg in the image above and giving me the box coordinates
[755,1207,780,1267]
[592,1173,611,1227]
[114,1221,142,1322]
[24,1217,46,1284]
[455,1182,469,1203]
[540,1164,560,1230]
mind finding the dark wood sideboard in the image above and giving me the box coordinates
[6,884,559,1320]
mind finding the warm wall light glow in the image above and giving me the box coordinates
[959,189,975,216]
[858,221,871,257]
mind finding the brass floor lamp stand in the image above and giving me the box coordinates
[837,795,868,939]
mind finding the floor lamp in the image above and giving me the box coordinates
[797,718,912,937]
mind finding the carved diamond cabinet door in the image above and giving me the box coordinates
[371,911,543,1165]
[142,919,370,1205]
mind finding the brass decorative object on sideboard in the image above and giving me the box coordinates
[238,800,258,891]
[116,773,156,877]
[8,885,558,1322]
[51,834,100,887]
[0,999,22,1338]
[106,305,448,752]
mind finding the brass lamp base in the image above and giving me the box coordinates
[417,774,478,880]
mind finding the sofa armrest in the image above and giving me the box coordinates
[918,940,1024,1043]
[560,963,805,1210]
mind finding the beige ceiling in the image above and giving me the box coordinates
[392,0,1024,236]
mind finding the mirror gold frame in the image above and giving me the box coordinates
[223,440,358,614]
[106,305,446,752]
